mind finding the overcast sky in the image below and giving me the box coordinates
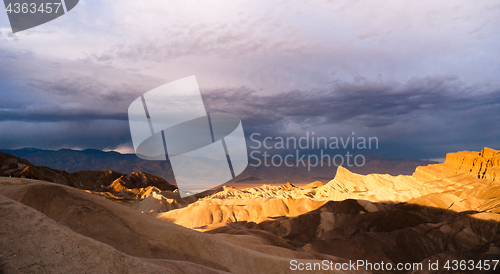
[1,0,499,159]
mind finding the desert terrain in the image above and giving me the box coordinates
[1,148,500,273]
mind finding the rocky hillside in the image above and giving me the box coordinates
[149,148,500,272]
[2,148,500,273]
[414,147,499,182]
[0,151,177,194]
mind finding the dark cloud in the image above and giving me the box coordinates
[0,74,499,158]
[0,51,166,123]
[203,75,499,128]
[202,76,500,158]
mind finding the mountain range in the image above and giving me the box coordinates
[0,148,437,188]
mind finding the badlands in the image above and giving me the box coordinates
[1,148,499,273]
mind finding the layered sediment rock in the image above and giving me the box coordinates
[415,147,499,182]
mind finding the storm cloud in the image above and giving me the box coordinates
[0,0,499,159]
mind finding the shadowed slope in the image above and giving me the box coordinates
[205,199,500,273]
[0,194,226,274]
[0,177,363,274]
